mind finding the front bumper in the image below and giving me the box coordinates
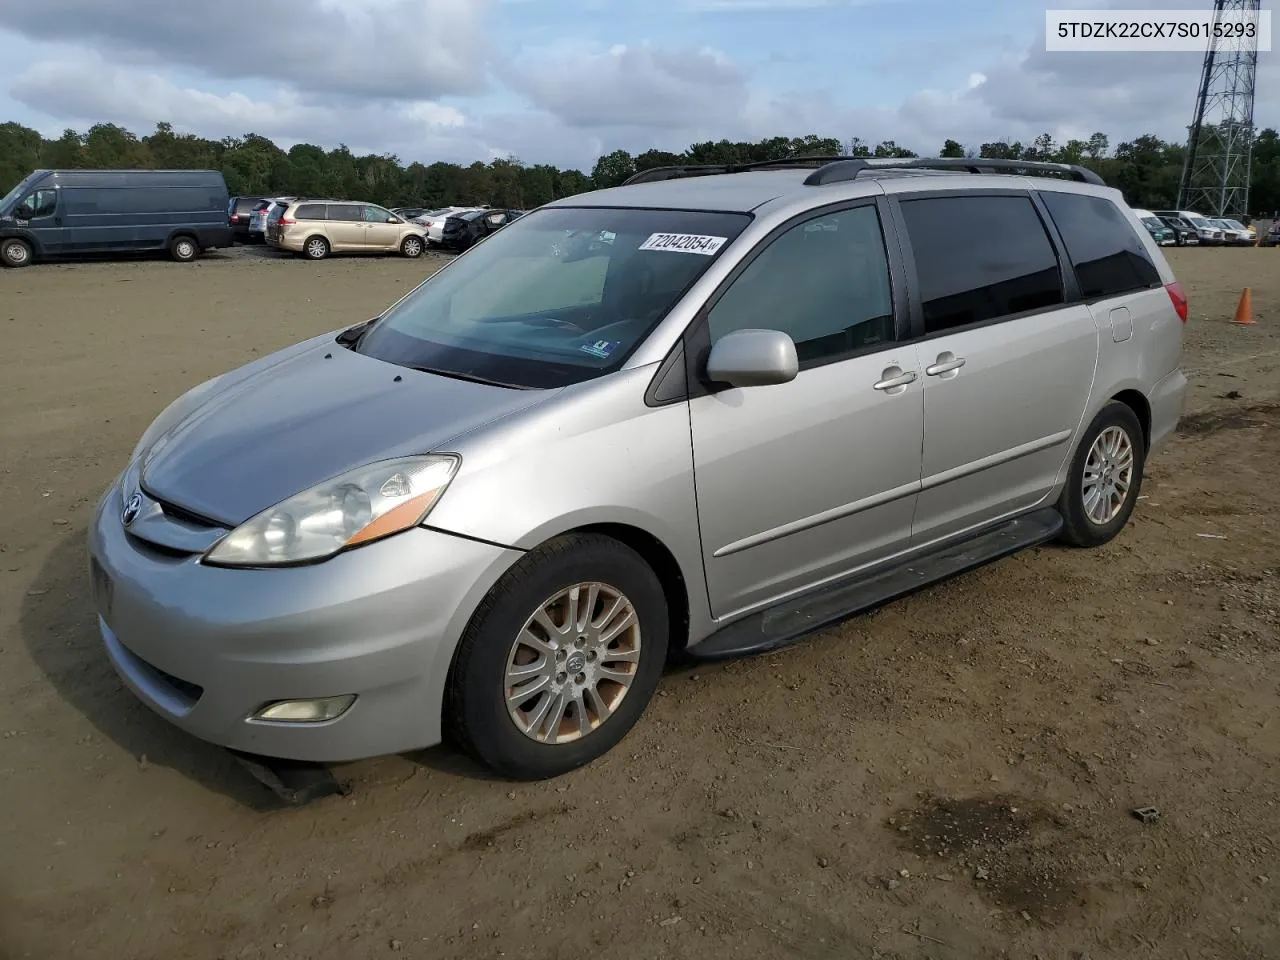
[86,476,522,762]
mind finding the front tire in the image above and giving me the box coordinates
[1057,401,1146,548]
[400,235,424,258]
[445,534,669,780]
[170,235,199,262]
[2,237,34,267]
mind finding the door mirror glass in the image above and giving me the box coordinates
[704,328,798,388]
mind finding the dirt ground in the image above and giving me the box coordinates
[1,243,1278,960]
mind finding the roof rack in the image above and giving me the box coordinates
[801,157,1105,186]
[622,156,848,185]
[619,155,1105,188]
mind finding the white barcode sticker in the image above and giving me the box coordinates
[638,232,728,255]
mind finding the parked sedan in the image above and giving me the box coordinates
[439,208,520,251]
[1133,209,1176,246]
[413,206,486,246]
[1156,215,1199,246]
[1209,218,1253,245]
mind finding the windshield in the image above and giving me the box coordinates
[1188,216,1212,228]
[1226,220,1246,230]
[0,175,36,213]
[355,205,752,389]
[1140,216,1164,230]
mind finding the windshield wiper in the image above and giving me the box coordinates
[404,365,532,390]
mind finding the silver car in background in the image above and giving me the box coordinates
[88,157,1188,781]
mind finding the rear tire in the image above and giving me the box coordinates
[1057,401,1146,548]
[303,236,329,260]
[400,235,424,258]
[445,534,668,781]
[1,238,32,268]
[169,236,199,262]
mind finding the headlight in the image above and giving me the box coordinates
[204,455,460,567]
[129,376,223,465]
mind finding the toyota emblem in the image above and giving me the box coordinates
[122,492,143,526]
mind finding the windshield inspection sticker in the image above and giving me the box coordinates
[580,340,620,360]
[638,232,728,256]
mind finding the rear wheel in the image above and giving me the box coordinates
[1057,401,1146,548]
[169,236,199,262]
[445,534,668,780]
[400,235,424,258]
[303,236,329,260]
[1,238,32,268]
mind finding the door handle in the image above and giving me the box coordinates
[873,370,917,391]
[925,355,966,377]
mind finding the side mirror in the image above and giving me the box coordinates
[387,215,401,223]
[705,329,799,388]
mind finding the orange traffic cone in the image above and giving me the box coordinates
[1233,287,1255,325]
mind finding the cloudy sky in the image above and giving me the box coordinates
[0,0,1273,171]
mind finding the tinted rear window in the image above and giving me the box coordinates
[1040,192,1161,300]
[295,203,327,220]
[899,194,1065,334]
[328,204,363,221]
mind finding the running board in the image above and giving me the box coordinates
[687,507,1064,662]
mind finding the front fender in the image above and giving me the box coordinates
[424,369,714,636]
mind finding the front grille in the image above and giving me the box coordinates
[139,483,223,528]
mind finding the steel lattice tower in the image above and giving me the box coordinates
[1176,0,1261,218]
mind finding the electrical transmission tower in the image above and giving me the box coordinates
[1176,0,1260,218]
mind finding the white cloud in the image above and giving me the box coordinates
[0,0,494,100]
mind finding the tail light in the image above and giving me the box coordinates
[1165,281,1188,323]
[230,214,240,222]
[278,216,295,226]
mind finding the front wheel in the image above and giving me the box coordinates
[400,235,424,258]
[445,534,668,780]
[1057,401,1146,548]
[1,237,32,267]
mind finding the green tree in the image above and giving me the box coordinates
[940,139,966,158]
[591,149,636,188]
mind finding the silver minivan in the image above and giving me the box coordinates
[88,157,1188,781]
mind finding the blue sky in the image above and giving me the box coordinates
[0,0,1271,171]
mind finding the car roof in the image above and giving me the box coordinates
[546,158,1116,215]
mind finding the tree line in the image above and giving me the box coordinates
[3,120,1280,215]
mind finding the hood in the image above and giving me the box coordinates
[141,339,551,525]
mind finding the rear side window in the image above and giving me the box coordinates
[65,186,219,215]
[295,203,327,220]
[899,195,1064,334]
[328,204,363,221]
[1040,192,1162,300]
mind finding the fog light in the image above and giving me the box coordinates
[253,695,355,723]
